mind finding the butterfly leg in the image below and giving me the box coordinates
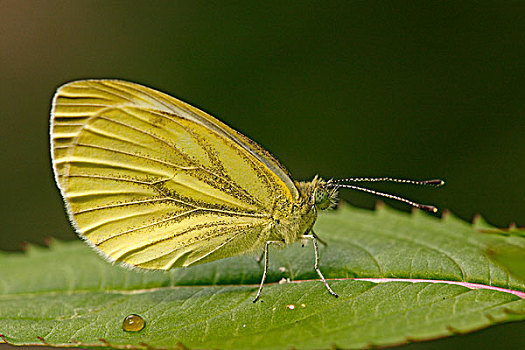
[301,234,338,298]
[311,230,328,246]
[253,240,282,303]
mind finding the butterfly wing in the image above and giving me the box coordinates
[50,80,298,269]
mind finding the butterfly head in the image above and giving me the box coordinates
[305,176,339,211]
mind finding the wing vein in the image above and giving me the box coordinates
[94,208,202,244]
[119,222,260,266]
[74,197,175,215]
[95,208,267,245]
[75,142,199,171]
[96,115,182,153]
[65,174,160,185]
[55,157,168,177]
[87,83,137,104]
[109,81,177,113]
[83,208,175,235]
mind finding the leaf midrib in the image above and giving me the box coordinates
[2,277,524,298]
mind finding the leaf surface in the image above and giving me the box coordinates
[0,204,523,349]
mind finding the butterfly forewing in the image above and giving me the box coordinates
[50,80,297,269]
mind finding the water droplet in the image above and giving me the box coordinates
[122,314,145,332]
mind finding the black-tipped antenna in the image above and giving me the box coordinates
[332,183,439,213]
[333,177,445,187]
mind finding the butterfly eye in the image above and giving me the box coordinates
[313,187,331,210]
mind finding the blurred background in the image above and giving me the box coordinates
[1,1,523,349]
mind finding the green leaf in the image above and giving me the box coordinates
[1,204,524,349]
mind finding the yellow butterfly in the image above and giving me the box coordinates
[50,80,443,302]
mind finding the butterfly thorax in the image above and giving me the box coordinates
[271,176,338,245]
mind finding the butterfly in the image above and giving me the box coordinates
[50,80,443,302]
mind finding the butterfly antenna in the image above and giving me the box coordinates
[331,183,440,213]
[333,177,445,187]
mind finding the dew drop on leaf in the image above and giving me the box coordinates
[122,314,145,332]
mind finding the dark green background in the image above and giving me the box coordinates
[1,1,523,349]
